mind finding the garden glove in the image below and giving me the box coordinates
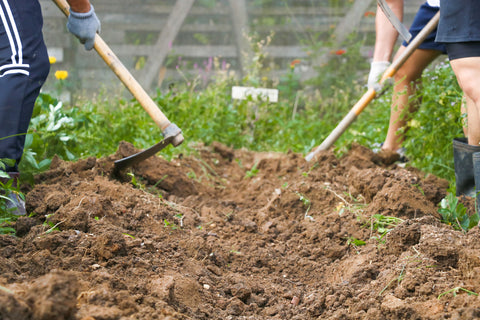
[367,61,390,92]
[67,5,101,51]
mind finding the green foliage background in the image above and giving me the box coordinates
[25,55,461,186]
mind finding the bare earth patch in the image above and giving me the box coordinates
[1,142,480,320]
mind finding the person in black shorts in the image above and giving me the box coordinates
[436,0,480,203]
[369,1,445,160]
[0,0,100,215]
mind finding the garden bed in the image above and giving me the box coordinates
[1,141,479,319]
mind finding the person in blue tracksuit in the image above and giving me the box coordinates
[0,0,100,215]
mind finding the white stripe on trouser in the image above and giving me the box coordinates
[0,69,28,77]
[0,0,29,75]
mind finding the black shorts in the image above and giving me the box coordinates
[446,42,480,60]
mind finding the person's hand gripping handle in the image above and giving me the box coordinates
[66,4,101,50]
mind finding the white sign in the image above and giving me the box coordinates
[232,86,278,102]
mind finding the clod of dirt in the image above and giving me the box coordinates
[25,270,79,320]
[382,220,422,256]
[0,289,31,320]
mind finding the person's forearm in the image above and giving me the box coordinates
[372,0,404,62]
[66,0,91,13]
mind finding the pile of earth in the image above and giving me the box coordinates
[1,141,480,320]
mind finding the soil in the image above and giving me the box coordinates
[2,141,480,320]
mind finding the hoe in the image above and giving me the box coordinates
[306,11,440,162]
[52,0,184,171]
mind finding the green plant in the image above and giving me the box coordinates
[346,236,366,254]
[229,248,242,255]
[43,217,63,234]
[438,193,479,232]
[294,191,313,221]
[122,233,136,239]
[437,287,478,299]
[347,237,366,246]
[302,162,319,177]
[244,162,259,179]
[0,159,25,234]
[174,213,184,228]
[223,210,234,222]
[0,215,16,235]
[127,172,146,190]
[164,219,179,230]
[369,214,404,243]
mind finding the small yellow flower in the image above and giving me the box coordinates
[49,56,57,64]
[54,70,68,80]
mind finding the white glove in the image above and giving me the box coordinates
[368,61,390,92]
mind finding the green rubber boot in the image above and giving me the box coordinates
[453,138,480,197]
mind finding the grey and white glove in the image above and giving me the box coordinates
[367,61,390,92]
[67,5,101,51]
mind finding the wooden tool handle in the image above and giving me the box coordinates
[52,0,171,131]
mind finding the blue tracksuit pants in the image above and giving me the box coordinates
[0,0,50,172]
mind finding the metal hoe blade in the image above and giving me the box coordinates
[114,136,175,172]
[377,0,412,43]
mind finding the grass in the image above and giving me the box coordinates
[438,287,478,299]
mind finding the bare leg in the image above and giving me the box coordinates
[450,57,480,145]
[382,47,441,151]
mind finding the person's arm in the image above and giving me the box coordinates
[66,0,91,13]
[372,0,404,62]
[65,0,100,50]
[368,0,404,90]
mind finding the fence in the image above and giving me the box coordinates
[39,0,424,99]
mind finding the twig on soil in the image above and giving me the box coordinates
[324,185,350,205]
[259,189,281,218]
[412,246,421,256]
[75,196,87,210]
[0,285,14,295]
[304,205,314,221]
